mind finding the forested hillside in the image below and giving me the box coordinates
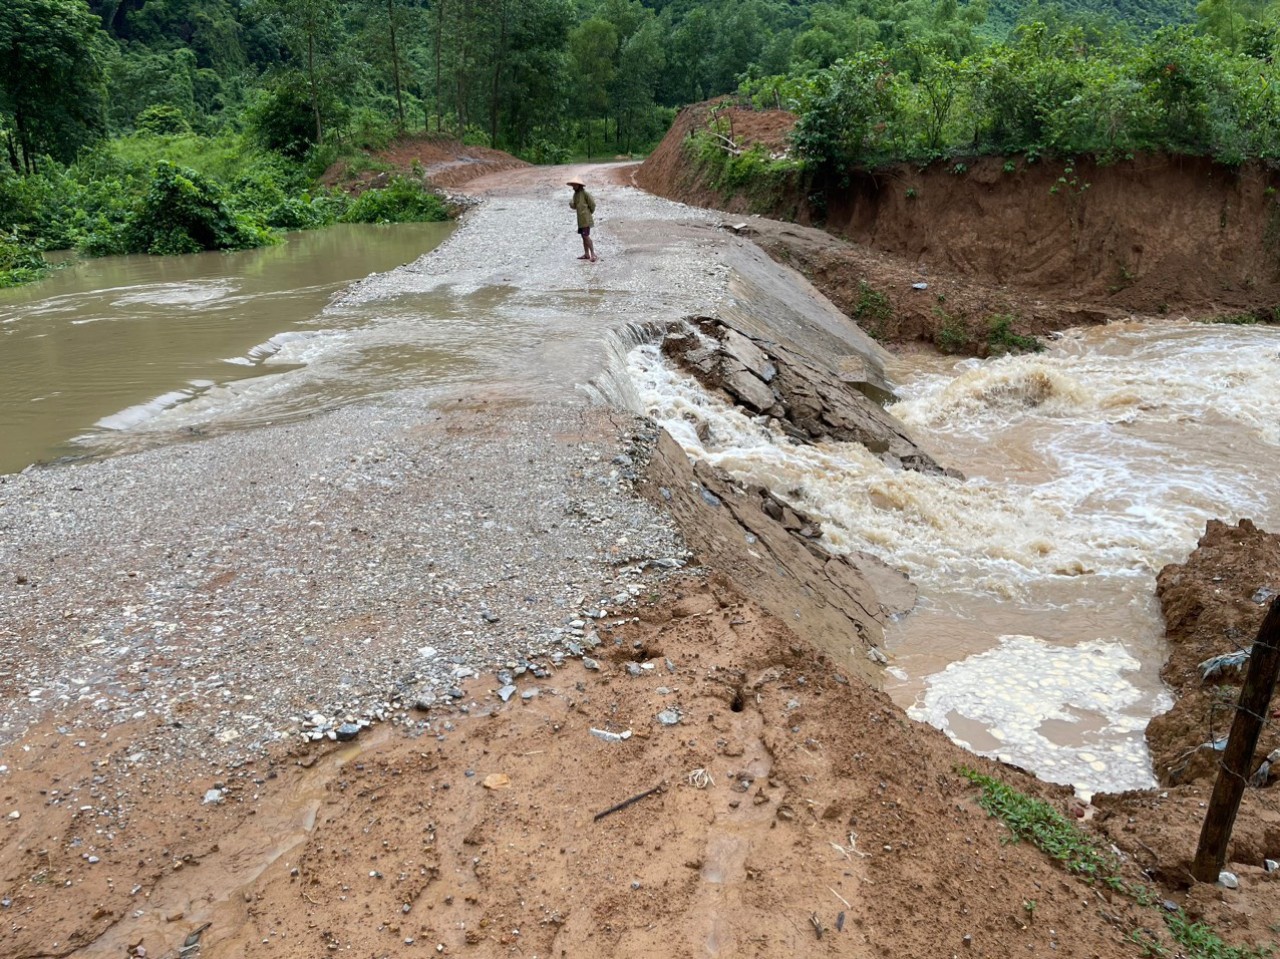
[1,0,1274,285]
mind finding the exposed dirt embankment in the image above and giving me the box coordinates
[639,103,1280,346]
[322,134,528,193]
[1147,519,1280,787]
[1089,520,1280,920]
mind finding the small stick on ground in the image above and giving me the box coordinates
[594,782,665,822]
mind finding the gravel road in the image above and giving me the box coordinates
[0,163,735,769]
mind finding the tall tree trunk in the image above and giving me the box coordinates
[15,108,32,175]
[5,130,19,175]
[433,0,445,132]
[388,0,405,132]
[307,30,322,144]
[455,0,473,134]
[489,0,508,148]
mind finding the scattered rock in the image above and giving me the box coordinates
[590,728,632,742]
[482,773,511,791]
[656,709,682,726]
[202,789,224,805]
[1218,870,1239,889]
[497,684,518,702]
[335,723,361,742]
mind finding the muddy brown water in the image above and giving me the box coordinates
[0,222,453,474]
[631,318,1280,794]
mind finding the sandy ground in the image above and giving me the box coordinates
[3,163,1280,959]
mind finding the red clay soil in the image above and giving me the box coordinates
[321,135,529,194]
[6,559,1279,959]
[0,575,1189,959]
[635,102,808,223]
[638,102,1280,336]
[1146,519,1280,787]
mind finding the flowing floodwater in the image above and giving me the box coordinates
[630,319,1280,795]
[0,222,453,474]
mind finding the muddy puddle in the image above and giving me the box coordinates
[630,319,1280,794]
[0,223,453,474]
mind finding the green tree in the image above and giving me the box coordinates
[0,0,108,173]
[260,0,349,145]
[791,49,903,175]
[569,17,618,156]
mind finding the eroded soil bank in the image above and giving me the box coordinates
[636,102,1280,350]
[3,162,1279,959]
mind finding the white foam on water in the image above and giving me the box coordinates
[222,329,349,369]
[263,330,348,365]
[110,280,239,309]
[626,322,1280,792]
[909,635,1172,794]
[95,388,202,431]
[892,321,1280,448]
[628,344,1152,596]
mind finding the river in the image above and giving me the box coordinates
[630,318,1280,795]
[0,222,454,474]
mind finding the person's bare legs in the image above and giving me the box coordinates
[585,233,597,262]
[579,231,591,260]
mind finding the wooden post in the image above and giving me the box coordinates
[1191,596,1280,883]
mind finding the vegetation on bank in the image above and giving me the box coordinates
[730,12,1280,183]
[7,0,1280,287]
[960,768,1275,959]
[0,128,448,285]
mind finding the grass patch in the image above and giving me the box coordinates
[851,280,893,338]
[961,768,1275,959]
[934,308,969,354]
[986,314,1044,355]
[959,767,1117,881]
[1165,912,1273,959]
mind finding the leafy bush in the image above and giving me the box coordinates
[690,132,801,211]
[0,234,49,287]
[339,177,449,224]
[987,314,1044,354]
[135,104,193,136]
[115,161,276,255]
[934,309,970,353]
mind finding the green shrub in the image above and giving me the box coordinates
[851,280,894,338]
[339,176,449,224]
[135,104,193,136]
[987,314,1044,354]
[118,161,277,255]
[934,309,970,353]
[0,234,50,287]
[689,131,801,210]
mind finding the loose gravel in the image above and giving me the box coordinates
[0,167,738,770]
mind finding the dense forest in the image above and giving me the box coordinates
[11,0,1280,286]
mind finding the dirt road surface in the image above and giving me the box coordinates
[2,164,1277,959]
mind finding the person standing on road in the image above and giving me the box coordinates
[568,178,597,262]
